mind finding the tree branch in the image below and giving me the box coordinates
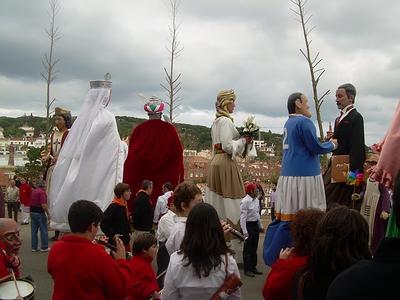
[318,89,330,104]
[299,48,308,60]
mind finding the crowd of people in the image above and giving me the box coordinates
[0,81,399,300]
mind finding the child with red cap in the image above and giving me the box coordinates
[240,182,264,277]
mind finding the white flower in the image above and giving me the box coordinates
[243,116,260,133]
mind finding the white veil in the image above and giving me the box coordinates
[49,85,127,231]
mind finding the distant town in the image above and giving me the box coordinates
[0,116,282,187]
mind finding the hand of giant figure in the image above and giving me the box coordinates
[49,80,128,231]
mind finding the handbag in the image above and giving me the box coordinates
[330,155,349,183]
[210,254,242,300]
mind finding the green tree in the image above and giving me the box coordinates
[15,147,46,181]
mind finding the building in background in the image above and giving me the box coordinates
[0,126,46,167]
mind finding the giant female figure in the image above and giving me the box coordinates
[205,90,255,229]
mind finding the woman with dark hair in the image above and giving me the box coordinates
[162,203,241,299]
[263,209,324,300]
[293,206,371,300]
[326,172,400,299]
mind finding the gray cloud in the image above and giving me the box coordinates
[1,0,399,145]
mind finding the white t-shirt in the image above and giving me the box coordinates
[157,209,177,243]
[153,190,173,223]
[165,217,186,255]
[162,252,242,300]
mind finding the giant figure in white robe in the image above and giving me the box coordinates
[49,80,128,231]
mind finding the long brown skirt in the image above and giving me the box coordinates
[206,153,245,199]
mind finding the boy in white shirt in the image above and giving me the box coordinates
[166,182,203,255]
[240,183,264,277]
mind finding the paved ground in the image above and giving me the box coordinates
[19,216,271,299]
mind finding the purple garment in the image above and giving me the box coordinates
[270,191,277,208]
[30,188,47,208]
[371,185,390,254]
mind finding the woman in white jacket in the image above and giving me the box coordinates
[162,203,242,300]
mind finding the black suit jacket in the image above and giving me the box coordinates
[132,191,153,231]
[333,109,366,173]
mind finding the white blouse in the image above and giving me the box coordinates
[162,252,242,300]
[211,117,256,159]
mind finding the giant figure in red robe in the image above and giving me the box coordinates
[123,97,184,212]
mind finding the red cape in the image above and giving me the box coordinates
[123,119,184,212]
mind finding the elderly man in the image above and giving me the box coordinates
[5,180,19,222]
[132,180,154,238]
[324,83,366,210]
[0,218,22,282]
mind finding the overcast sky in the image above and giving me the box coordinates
[0,0,399,144]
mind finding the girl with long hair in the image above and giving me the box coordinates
[162,203,241,299]
[294,205,371,300]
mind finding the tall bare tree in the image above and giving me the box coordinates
[161,0,183,123]
[291,0,329,140]
[41,0,61,147]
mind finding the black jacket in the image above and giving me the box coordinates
[132,191,153,231]
[292,270,336,300]
[327,238,400,300]
[333,108,366,173]
[100,202,131,246]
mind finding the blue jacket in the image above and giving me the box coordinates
[281,115,334,177]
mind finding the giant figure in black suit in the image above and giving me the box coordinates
[324,83,366,209]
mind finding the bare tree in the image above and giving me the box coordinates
[161,0,183,123]
[41,0,61,147]
[290,0,329,140]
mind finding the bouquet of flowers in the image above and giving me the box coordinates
[239,116,260,158]
[240,116,260,138]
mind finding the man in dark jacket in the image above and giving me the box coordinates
[132,180,154,237]
[101,183,132,249]
[324,83,366,210]
[327,172,400,300]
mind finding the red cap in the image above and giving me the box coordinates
[245,183,257,194]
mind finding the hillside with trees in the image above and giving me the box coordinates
[0,115,283,157]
